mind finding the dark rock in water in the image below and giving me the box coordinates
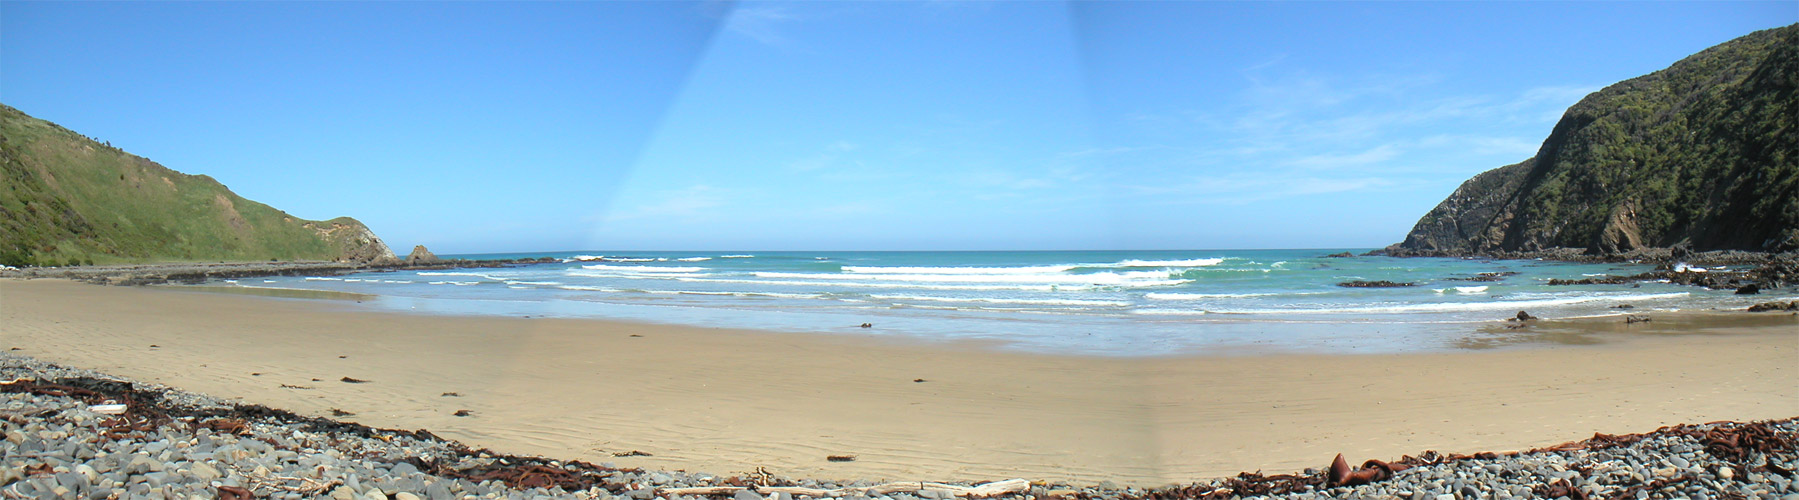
[406,245,441,265]
[1337,280,1417,288]
[1322,252,1355,258]
[1747,301,1799,312]
[1447,271,1520,282]
[1548,276,1634,285]
[1510,311,1538,322]
[1736,284,1761,295]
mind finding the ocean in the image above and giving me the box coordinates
[214,250,1790,355]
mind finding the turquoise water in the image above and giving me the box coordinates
[215,250,1790,355]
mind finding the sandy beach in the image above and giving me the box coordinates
[1,279,1794,485]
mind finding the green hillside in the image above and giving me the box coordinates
[0,104,395,267]
[1390,24,1799,255]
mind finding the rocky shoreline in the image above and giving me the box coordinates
[3,352,1795,500]
[0,257,559,287]
[1369,247,1799,294]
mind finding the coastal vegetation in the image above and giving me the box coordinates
[0,104,394,267]
[1391,24,1798,256]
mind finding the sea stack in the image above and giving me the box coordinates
[406,245,441,265]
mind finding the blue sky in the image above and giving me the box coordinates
[4,2,1794,253]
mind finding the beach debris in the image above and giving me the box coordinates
[1748,300,1799,312]
[1534,479,1589,500]
[1324,453,1410,487]
[200,418,250,435]
[1614,304,1635,309]
[1509,310,1537,321]
[629,334,643,338]
[340,376,370,383]
[7,347,17,351]
[311,378,322,382]
[279,384,313,389]
[216,485,255,500]
[453,410,473,417]
[826,455,857,462]
[1625,315,1651,324]
[442,392,462,397]
[860,323,873,328]
[148,345,159,348]
[89,403,128,415]
[679,479,1031,499]
[338,355,347,358]
[251,372,262,376]
[1335,280,1417,288]
[913,378,927,383]
[330,408,355,417]
[612,450,652,457]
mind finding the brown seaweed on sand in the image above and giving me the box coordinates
[340,376,370,383]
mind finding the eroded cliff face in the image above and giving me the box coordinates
[1388,25,1799,256]
[308,218,400,265]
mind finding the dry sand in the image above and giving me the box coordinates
[2,279,1794,485]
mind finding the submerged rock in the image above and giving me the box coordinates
[1337,280,1417,288]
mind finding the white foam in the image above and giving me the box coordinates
[417,271,502,280]
[1674,263,1708,273]
[570,255,606,261]
[842,265,1077,275]
[755,271,1188,287]
[303,277,342,281]
[1454,286,1489,294]
[1145,292,1281,300]
[1210,292,1690,315]
[721,255,755,258]
[262,280,276,283]
[676,257,713,262]
[1108,258,1224,268]
[579,265,706,273]
[869,294,1131,307]
[558,285,627,292]
[661,276,1097,292]
[1131,309,1209,316]
[504,280,562,286]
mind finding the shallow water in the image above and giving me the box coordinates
[203,249,1795,355]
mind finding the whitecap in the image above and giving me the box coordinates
[578,265,706,273]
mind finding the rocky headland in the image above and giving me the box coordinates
[1,104,398,268]
[1380,25,1798,266]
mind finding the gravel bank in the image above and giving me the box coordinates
[2,352,1794,500]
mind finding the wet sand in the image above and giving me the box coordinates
[2,279,1794,485]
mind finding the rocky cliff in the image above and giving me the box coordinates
[1387,25,1799,256]
[0,104,397,266]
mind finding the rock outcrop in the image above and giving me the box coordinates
[1386,25,1799,257]
[406,245,440,265]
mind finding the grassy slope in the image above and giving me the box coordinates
[1397,24,1798,253]
[0,104,390,266]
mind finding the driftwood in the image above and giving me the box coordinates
[661,479,1029,498]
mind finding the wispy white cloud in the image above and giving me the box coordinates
[1284,144,1401,169]
[725,5,799,47]
[1124,174,1398,205]
[605,185,729,222]
[788,141,860,172]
